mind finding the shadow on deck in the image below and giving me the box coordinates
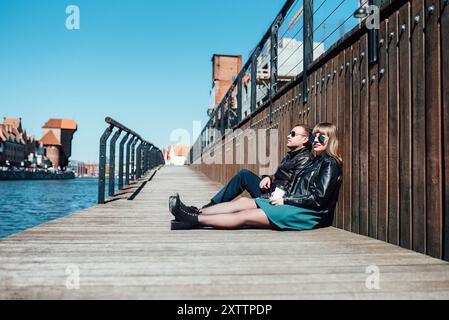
[1,166,449,299]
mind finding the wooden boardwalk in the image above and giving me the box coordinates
[1,166,449,299]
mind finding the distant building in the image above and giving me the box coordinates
[84,163,98,177]
[210,54,242,110]
[163,146,191,166]
[0,117,77,169]
[40,119,77,170]
[0,118,31,166]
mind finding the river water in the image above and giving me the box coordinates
[0,178,100,238]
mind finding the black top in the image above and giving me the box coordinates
[264,146,313,192]
[284,153,343,211]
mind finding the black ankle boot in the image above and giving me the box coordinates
[169,194,199,214]
[170,196,199,229]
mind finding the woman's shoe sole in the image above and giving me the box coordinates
[171,219,198,230]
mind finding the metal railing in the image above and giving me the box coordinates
[98,117,164,204]
[189,0,381,164]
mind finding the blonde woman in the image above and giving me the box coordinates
[170,122,343,231]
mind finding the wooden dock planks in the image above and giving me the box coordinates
[2,166,449,299]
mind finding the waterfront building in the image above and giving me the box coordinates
[210,54,242,111]
[40,119,78,170]
[164,145,191,166]
[1,117,77,170]
[0,119,27,166]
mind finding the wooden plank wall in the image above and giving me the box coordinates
[192,0,448,261]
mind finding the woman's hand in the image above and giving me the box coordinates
[269,197,284,206]
[259,177,271,190]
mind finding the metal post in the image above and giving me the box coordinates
[226,93,230,129]
[142,143,147,174]
[148,145,154,170]
[130,138,138,181]
[108,129,122,197]
[206,119,211,148]
[136,141,143,179]
[368,0,379,64]
[270,14,283,123]
[303,0,314,103]
[237,74,243,124]
[143,143,148,173]
[220,103,225,136]
[149,145,154,170]
[148,148,154,169]
[98,125,113,204]
[125,136,135,186]
[118,133,130,190]
[214,109,219,143]
[250,47,260,115]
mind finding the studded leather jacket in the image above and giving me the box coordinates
[262,146,312,192]
[284,154,343,212]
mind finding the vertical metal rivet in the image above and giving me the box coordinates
[414,16,420,25]
[428,5,435,14]
[380,68,385,76]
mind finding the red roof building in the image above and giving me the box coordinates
[163,145,191,166]
[40,130,62,146]
[40,119,78,169]
[42,119,77,130]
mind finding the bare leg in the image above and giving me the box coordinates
[198,209,273,229]
[200,197,257,215]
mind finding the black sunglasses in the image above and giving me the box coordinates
[309,134,326,144]
[289,131,327,144]
[288,131,307,138]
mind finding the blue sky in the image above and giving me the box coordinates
[0,0,358,162]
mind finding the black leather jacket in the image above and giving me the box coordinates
[284,154,342,212]
[263,146,312,192]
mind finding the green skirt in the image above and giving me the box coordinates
[255,198,331,231]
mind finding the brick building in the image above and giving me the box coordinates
[0,118,27,166]
[40,119,77,169]
[210,54,242,110]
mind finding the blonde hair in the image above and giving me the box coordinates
[312,122,343,165]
